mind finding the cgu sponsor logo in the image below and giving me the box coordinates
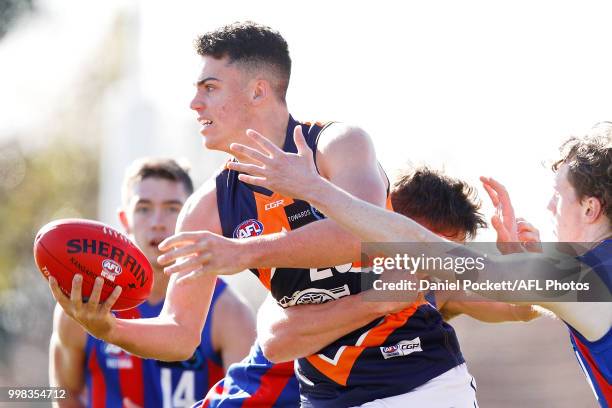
[265,199,284,211]
[101,259,122,282]
[380,338,423,359]
[233,219,264,239]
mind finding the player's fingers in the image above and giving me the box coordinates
[226,161,265,177]
[237,174,269,188]
[158,232,203,251]
[49,276,72,310]
[246,129,283,156]
[87,277,104,310]
[481,182,499,207]
[157,241,208,266]
[516,218,538,232]
[491,215,510,240]
[229,143,270,164]
[102,285,122,314]
[486,177,511,201]
[70,274,84,309]
[519,231,540,242]
[163,253,212,275]
[293,126,312,157]
[177,267,208,285]
[522,241,543,253]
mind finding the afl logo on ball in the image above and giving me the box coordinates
[233,219,264,239]
[101,259,122,281]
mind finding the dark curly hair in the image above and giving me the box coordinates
[194,21,291,102]
[552,122,612,223]
[390,167,487,240]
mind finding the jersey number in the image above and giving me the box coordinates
[161,368,195,408]
[310,263,355,281]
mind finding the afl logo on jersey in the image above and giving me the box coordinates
[233,219,264,239]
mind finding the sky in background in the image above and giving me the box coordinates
[2,0,612,240]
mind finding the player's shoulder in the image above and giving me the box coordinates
[314,122,377,176]
[52,303,87,349]
[316,122,373,151]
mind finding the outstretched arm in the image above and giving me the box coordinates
[226,130,612,334]
[49,180,220,361]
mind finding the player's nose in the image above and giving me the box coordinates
[190,92,205,111]
[149,209,166,230]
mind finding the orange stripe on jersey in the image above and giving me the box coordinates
[386,195,393,211]
[253,192,296,289]
[305,298,427,386]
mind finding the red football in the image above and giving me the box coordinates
[34,219,153,311]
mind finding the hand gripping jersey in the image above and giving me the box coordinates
[215,115,465,407]
[84,279,227,408]
[569,239,612,407]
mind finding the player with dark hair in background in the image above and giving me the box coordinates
[49,157,255,407]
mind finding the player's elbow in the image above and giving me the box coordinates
[259,334,293,363]
[158,331,201,362]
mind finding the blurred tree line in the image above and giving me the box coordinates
[0,7,128,385]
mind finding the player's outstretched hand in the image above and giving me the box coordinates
[480,176,523,254]
[517,217,543,253]
[49,274,120,340]
[227,125,322,201]
[157,231,247,279]
[481,177,543,254]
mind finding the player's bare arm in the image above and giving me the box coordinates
[49,179,220,361]
[159,123,388,276]
[211,285,256,369]
[257,293,400,363]
[482,177,612,340]
[49,304,87,408]
[258,287,540,363]
[229,131,612,325]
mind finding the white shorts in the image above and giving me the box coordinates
[353,363,478,408]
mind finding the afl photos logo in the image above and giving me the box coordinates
[233,219,264,239]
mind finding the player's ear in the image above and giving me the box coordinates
[582,196,603,224]
[118,208,131,234]
[251,79,268,105]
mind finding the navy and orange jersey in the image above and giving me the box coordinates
[215,115,465,407]
[196,342,300,408]
[569,239,612,407]
[84,278,227,408]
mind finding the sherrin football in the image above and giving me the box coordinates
[34,219,153,311]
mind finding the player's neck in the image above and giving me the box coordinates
[585,224,612,247]
[243,104,290,150]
